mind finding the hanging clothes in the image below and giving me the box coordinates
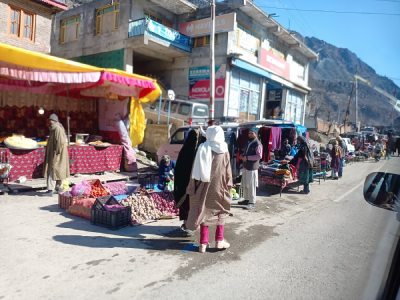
[270,127,282,151]
[258,126,272,162]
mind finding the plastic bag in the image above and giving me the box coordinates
[70,181,91,197]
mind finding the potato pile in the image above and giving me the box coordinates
[122,191,178,224]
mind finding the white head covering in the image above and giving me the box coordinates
[191,126,228,182]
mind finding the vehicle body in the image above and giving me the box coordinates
[144,99,209,126]
[156,124,239,176]
[363,172,400,299]
[327,137,355,154]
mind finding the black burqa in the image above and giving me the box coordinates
[173,129,199,221]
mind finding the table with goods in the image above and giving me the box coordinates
[58,179,179,229]
[259,160,300,196]
[0,135,123,182]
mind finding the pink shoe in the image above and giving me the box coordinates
[215,240,230,250]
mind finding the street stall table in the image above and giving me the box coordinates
[259,175,299,197]
[259,161,299,196]
[0,144,123,182]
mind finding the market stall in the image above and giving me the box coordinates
[0,43,161,182]
[0,145,123,182]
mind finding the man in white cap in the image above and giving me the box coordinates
[43,113,70,195]
[238,127,263,210]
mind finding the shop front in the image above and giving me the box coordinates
[0,43,160,182]
[227,57,308,125]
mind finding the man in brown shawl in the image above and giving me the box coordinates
[186,126,233,253]
[43,114,70,194]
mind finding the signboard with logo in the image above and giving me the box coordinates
[189,65,226,100]
[179,13,236,37]
[259,48,290,80]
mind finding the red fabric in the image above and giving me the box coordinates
[0,106,98,139]
[0,145,123,181]
[259,176,297,188]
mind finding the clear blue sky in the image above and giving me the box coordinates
[254,0,400,87]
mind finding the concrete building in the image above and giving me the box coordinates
[0,0,67,53]
[51,0,317,125]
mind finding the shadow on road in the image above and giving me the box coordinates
[40,204,196,251]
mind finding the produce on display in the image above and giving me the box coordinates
[149,192,179,217]
[4,135,38,149]
[104,181,128,196]
[89,179,110,198]
[122,193,162,224]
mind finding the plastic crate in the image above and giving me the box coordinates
[91,196,131,230]
[58,193,85,210]
[91,206,131,230]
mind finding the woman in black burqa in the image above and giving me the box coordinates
[173,129,204,232]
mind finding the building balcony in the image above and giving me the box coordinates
[128,18,192,58]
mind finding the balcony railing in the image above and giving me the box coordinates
[128,18,192,53]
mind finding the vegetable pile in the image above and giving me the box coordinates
[90,180,109,198]
[122,191,178,224]
[104,181,127,196]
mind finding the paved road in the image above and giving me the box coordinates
[0,157,399,299]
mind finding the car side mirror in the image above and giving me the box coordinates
[363,172,400,212]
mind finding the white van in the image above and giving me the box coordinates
[144,99,209,125]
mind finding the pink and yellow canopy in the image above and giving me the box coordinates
[0,42,161,145]
[0,42,161,102]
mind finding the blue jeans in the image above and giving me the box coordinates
[304,183,310,194]
[338,158,344,177]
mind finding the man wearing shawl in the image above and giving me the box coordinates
[43,114,70,195]
[238,127,263,210]
[186,126,233,253]
[290,136,314,194]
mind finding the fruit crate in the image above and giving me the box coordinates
[58,192,86,210]
[91,196,131,230]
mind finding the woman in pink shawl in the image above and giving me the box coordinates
[186,126,233,253]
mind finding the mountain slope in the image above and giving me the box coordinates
[304,37,400,127]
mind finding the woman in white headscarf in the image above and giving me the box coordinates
[186,126,233,253]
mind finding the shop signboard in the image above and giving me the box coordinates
[189,64,226,100]
[259,48,290,80]
[179,13,236,37]
[146,19,192,52]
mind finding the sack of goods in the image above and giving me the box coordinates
[4,135,38,150]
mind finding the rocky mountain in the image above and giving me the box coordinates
[304,36,400,127]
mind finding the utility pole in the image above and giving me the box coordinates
[355,76,359,132]
[209,0,215,122]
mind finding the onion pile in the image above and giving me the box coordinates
[150,192,179,216]
[104,181,127,196]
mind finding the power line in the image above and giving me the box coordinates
[256,6,400,16]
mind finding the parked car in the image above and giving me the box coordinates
[327,137,355,154]
[144,99,209,126]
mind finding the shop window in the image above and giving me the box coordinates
[8,6,35,41]
[60,15,80,44]
[95,2,119,35]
